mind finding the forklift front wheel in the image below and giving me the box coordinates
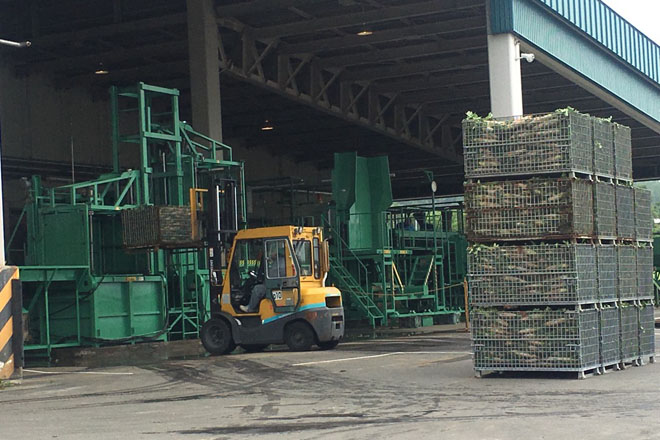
[201,318,236,355]
[284,321,315,352]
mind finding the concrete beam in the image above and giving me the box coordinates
[280,16,485,54]
[319,36,487,68]
[188,0,223,141]
[252,0,484,39]
[487,33,523,118]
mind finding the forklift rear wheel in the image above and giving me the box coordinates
[317,340,339,350]
[201,318,235,355]
[241,344,269,353]
[284,321,315,351]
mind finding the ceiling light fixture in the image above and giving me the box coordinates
[94,62,109,75]
[356,27,373,36]
[261,119,274,131]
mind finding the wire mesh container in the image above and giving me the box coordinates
[463,111,593,178]
[616,185,635,239]
[639,302,656,358]
[122,205,195,249]
[467,243,597,305]
[592,117,614,177]
[637,245,654,300]
[596,245,618,302]
[465,178,594,241]
[619,303,638,362]
[634,187,652,242]
[613,123,632,182]
[617,245,637,301]
[599,306,620,366]
[472,308,600,371]
[593,181,616,238]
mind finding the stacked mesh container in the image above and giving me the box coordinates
[464,110,655,378]
[616,125,655,369]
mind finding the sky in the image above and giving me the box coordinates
[600,0,660,44]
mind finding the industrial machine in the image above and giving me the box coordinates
[200,225,344,354]
[8,83,247,360]
[327,152,467,328]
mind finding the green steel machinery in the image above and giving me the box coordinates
[327,152,467,328]
[8,83,246,360]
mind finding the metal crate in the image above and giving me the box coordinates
[639,302,656,358]
[617,245,637,301]
[465,178,593,241]
[122,205,195,249]
[472,308,600,371]
[592,117,614,177]
[467,244,597,306]
[597,245,618,302]
[619,303,638,361]
[463,111,593,178]
[634,187,652,241]
[637,246,654,300]
[599,306,620,366]
[613,123,632,182]
[615,185,635,239]
[593,181,616,238]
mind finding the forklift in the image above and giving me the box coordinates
[199,180,344,355]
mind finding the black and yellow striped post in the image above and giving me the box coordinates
[0,266,21,380]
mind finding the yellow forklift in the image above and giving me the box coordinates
[201,225,344,354]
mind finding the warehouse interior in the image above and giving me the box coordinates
[0,0,658,364]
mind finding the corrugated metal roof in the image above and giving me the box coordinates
[534,0,660,85]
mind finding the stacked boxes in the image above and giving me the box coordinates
[464,110,655,378]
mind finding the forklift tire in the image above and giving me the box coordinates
[201,318,235,355]
[317,340,339,350]
[241,344,269,353]
[284,321,315,352]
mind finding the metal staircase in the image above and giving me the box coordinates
[329,256,384,327]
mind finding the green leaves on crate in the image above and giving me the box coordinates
[465,111,494,121]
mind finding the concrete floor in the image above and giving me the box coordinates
[1,329,659,439]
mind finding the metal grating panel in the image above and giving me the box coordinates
[599,306,620,365]
[613,124,633,181]
[468,244,597,305]
[619,304,638,361]
[634,187,652,242]
[639,303,656,357]
[615,185,635,239]
[465,178,593,241]
[463,111,593,178]
[617,245,636,301]
[472,308,600,371]
[594,181,616,238]
[596,245,617,302]
[636,246,654,300]
[592,117,614,177]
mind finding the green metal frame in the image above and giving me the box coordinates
[327,152,466,328]
[11,82,246,359]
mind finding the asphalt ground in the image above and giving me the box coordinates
[1,329,659,439]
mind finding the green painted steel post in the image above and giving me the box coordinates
[173,94,184,206]
[127,281,134,342]
[138,86,150,205]
[44,286,51,357]
[75,283,81,345]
